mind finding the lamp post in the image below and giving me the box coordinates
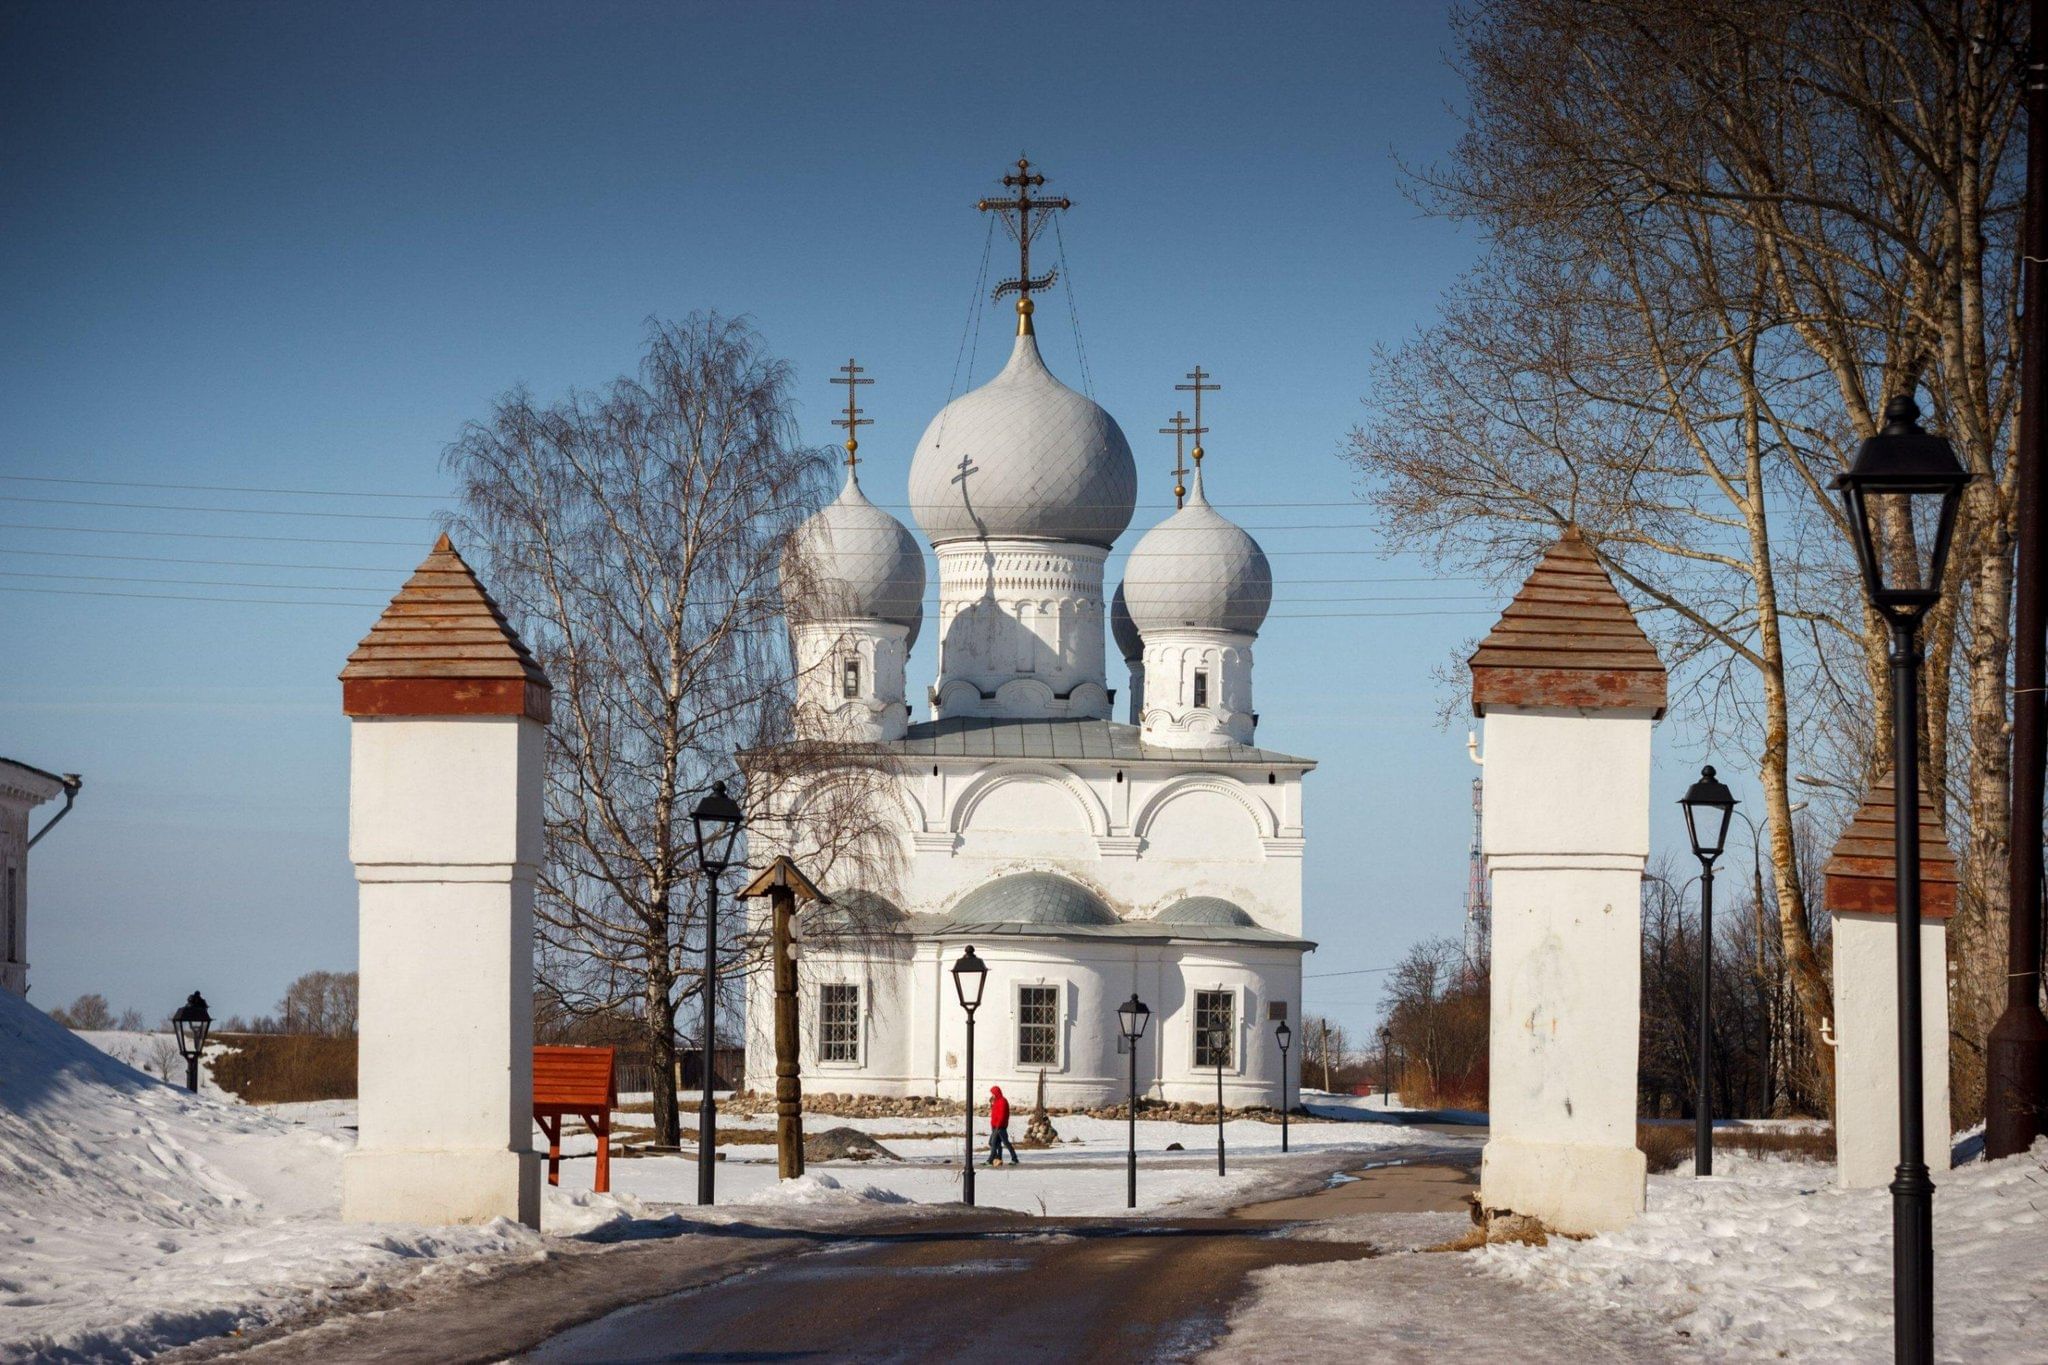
[952,945,988,1207]
[1275,1020,1292,1153]
[1679,765,1737,1177]
[689,780,744,1206]
[1834,393,1970,1365]
[1117,993,1150,1209]
[170,991,211,1094]
[1210,1024,1229,1176]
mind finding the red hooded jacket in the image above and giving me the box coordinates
[989,1086,1010,1129]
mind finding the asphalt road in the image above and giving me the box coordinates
[522,1217,1379,1364]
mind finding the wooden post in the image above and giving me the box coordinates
[771,880,805,1179]
[739,856,826,1182]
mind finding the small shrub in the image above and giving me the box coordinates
[209,1033,357,1104]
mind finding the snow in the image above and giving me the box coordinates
[1219,1142,2048,1363]
[1476,1146,2048,1361]
[0,993,546,1364]
[6,992,1448,1360]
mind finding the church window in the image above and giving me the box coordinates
[842,658,861,698]
[818,982,861,1063]
[1016,984,1060,1067]
[1193,670,1210,708]
[4,866,14,963]
[1194,990,1235,1069]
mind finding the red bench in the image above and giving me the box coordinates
[534,1046,617,1193]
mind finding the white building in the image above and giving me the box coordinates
[745,227,1314,1110]
[0,757,81,998]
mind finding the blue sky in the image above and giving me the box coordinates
[1,1,1730,1043]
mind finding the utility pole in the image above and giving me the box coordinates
[1319,1017,1333,1092]
[738,857,826,1180]
[1989,0,2048,1160]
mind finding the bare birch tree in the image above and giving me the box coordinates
[1357,0,2023,1116]
[446,314,901,1146]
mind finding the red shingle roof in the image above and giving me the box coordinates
[1469,529,1667,717]
[340,534,551,721]
[1821,771,1959,919]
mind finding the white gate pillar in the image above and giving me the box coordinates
[1822,773,1954,1189]
[1471,530,1667,1235]
[339,534,551,1227]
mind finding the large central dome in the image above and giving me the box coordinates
[907,329,1136,548]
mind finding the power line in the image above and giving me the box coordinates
[3,523,423,547]
[0,586,376,608]
[0,570,389,595]
[0,473,446,501]
[0,549,412,573]
[0,494,440,523]
[1302,965,1397,979]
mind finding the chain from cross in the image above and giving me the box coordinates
[1159,411,1195,508]
[976,156,1072,305]
[829,359,873,469]
[1175,366,1222,464]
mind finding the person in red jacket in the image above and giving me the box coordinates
[987,1085,1020,1166]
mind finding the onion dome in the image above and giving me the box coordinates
[945,872,1119,927]
[1154,896,1257,927]
[906,331,1137,548]
[1110,581,1142,662]
[1120,469,1272,635]
[783,469,926,647]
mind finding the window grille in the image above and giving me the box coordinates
[1017,984,1059,1066]
[819,982,861,1063]
[1194,990,1235,1068]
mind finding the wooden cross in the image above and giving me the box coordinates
[1159,411,1194,508]
[830,358,873,470]
[1175,365,1222,465]
[976,156,1072,306]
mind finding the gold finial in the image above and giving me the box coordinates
[830,358,873,470]
[977,156,1071,334]
[1159,411,1194,509]
[1176,365,1221,466]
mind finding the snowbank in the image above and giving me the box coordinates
[0,992,545,1364]
[1476,1146,2048,1361]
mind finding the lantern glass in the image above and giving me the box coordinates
[1276,1021,1292,1051]
[171,991,211,1061]
[691,781,745,875]
[1833,396,1970,621]
[1117,993,1151,1041]
[1679,765,1738,861]
[951,945,988,1013]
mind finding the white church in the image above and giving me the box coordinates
[744,164,1313,1109]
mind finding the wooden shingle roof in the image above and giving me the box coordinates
[1821,772,1959,919]
[340,534,551,722]
[1469,529,1667,717]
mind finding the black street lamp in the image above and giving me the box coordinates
[1117,993,1150,1209]
[1835,393,1970,1365]
[1679,765,1737,1178]
[690,780,744,1206]
[171,991,211,1094]
[1210,1024,1229,1176]
[952,945,988,1207]
[1275,1020,1293,1153]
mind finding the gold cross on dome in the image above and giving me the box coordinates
[830,358,873,469]
[1175,365,1221,464]
[976,156,1072,333]
[1159,411,1194,508]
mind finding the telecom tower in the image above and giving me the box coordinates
[1464,748,1490,973]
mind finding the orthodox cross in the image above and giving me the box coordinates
[1175,365,1222,465]
[830,358,873,470]
[951,451,978,488]
[1159,411,1194,508]
[976,157,1072,329]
